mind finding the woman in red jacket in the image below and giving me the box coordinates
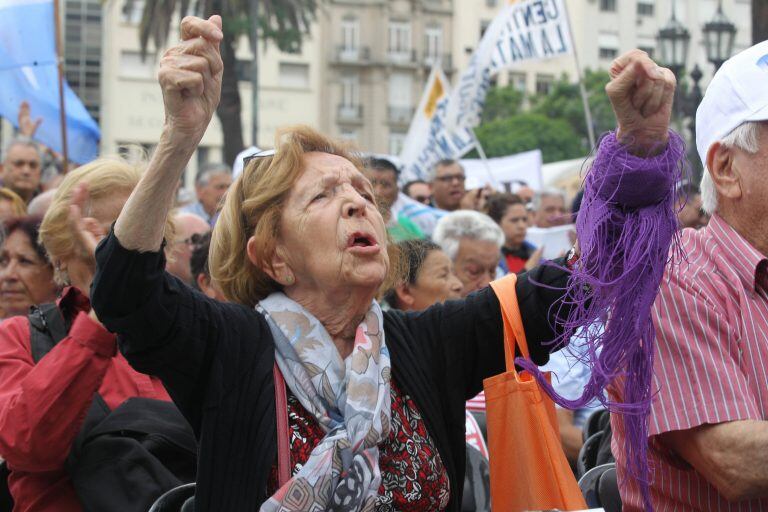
[0,158,175,512]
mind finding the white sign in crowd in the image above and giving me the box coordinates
[399,0,575,183]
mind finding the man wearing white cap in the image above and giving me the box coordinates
[613,42,768,510]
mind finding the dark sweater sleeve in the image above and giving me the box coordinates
[400,258,572,400]
[516,257,573,363]
[90,229,269,432]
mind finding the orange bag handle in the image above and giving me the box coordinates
[490,274,529,372]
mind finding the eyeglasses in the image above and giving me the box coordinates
[241,149,276,168]
[413,195,431,204]
[434,173,466,184]
[176,232,207,247]
[11,159,39,170]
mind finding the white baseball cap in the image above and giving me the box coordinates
[696,40,768,168]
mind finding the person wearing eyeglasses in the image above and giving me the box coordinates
[167,212,211,285]
[430,159,466,212]
[403,180,432,206]
[364,158,424,242]
[1,139,42,205]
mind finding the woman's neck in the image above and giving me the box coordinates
[287,286,375,359]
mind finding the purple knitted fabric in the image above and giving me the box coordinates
[516,131,686,511]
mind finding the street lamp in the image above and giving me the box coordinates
[656,1,690,76]
[702,0,737,71]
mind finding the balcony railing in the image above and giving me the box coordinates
[336,46,371,64]
[337,104,364,123]
[388,106,415,125]
[423,53,452,71]
[387,49,418,65]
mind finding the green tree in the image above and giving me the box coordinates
[125,0,320,165]
[531,70,615,146]
[474,69,616,162]
[474,113,584,163]
[481,84,524,123]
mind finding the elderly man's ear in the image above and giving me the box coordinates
[707,142,742,202]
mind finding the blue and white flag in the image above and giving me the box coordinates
[445,0,574,131]
[0,0,100,163]
[398,67,476,183]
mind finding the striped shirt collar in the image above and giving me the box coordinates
[706,213,768,292]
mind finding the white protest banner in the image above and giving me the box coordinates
[460,149,543,191]
[445,0,574,131]
[399,66,476,183]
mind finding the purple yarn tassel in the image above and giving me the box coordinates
[515,131,686,512]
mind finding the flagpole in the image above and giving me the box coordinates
[53,0,69,170]
[561,0,596,149]
[468,127,500,189]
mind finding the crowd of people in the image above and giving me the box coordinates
[0,12,765,512]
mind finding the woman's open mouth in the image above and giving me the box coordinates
[346,231,381,254]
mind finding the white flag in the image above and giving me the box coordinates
[445,0,575,131]
[399,67,476,183]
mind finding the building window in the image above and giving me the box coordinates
[340,130,358,142]
[339,74,361,122]
[425,26,443,64]
[638,46,655,58]
[535,74,554,95]
[341,75,359,107]
[637,1,654,16]
[599,47,619,60]
[388,72,413,124]
[599,0,617,12]
[509,72,527,93]
[388,21,412,60]
[389,132,407,156]
[485,0,498,6]
[278,62,310,89]
[598,33,620,61]
[341,17,359,53]
[235,59,253,82]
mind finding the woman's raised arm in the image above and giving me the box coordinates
[114,15,223,251]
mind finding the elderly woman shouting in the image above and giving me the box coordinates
[91,15,677,512]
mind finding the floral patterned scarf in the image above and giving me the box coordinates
[257,292,392,512]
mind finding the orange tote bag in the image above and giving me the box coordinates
[485,275,587,511]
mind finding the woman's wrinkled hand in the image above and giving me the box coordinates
[158,15,224,143]
[606,49,676,156]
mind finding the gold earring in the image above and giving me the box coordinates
[285,275,294,285]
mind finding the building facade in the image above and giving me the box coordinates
[316,0,455,155]
[98,0,323,187]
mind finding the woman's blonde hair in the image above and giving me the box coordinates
[0,188,27,217]
[211,125,397,306]
[40,155,174,284]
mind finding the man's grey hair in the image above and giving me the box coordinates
[700,121,760,215]
[2,137,40,162]
[432,210,504,261]
[531,187,566,212]
[195,162,231,186]
[429,158,464,182]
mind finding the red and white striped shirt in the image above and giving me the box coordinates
[612,214,768,511]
